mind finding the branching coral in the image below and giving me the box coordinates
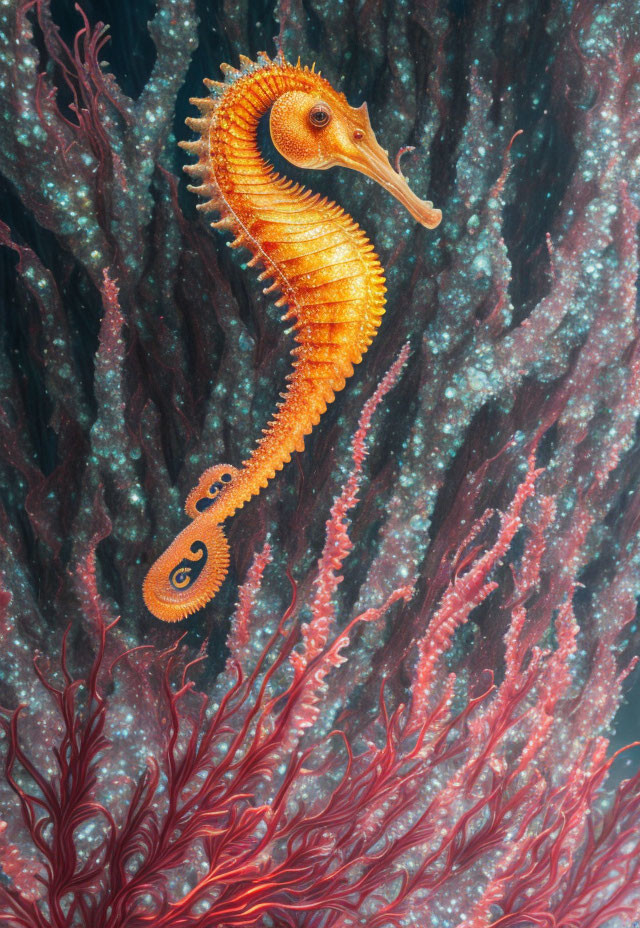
[2,352,640,927]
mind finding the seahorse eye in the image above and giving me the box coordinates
[309,102,332,128]
[353,129,364,141]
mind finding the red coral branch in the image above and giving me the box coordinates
[2,452,640,928]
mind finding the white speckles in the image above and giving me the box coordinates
[471,253,492,276]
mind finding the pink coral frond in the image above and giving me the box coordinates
[410,455,542,724]
[301,343,411,666]
[227,543,273,660]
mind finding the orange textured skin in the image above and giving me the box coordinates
[143,53,439,622]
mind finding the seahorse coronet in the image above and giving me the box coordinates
[144,51,441,622]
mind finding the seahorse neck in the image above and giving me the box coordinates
[209,65,328,203]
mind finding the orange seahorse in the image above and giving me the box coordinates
[143,52,441,622]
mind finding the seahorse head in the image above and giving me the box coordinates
[270,88,442,229]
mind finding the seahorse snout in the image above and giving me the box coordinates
[270,89,441,229]
[350,138,442,229]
